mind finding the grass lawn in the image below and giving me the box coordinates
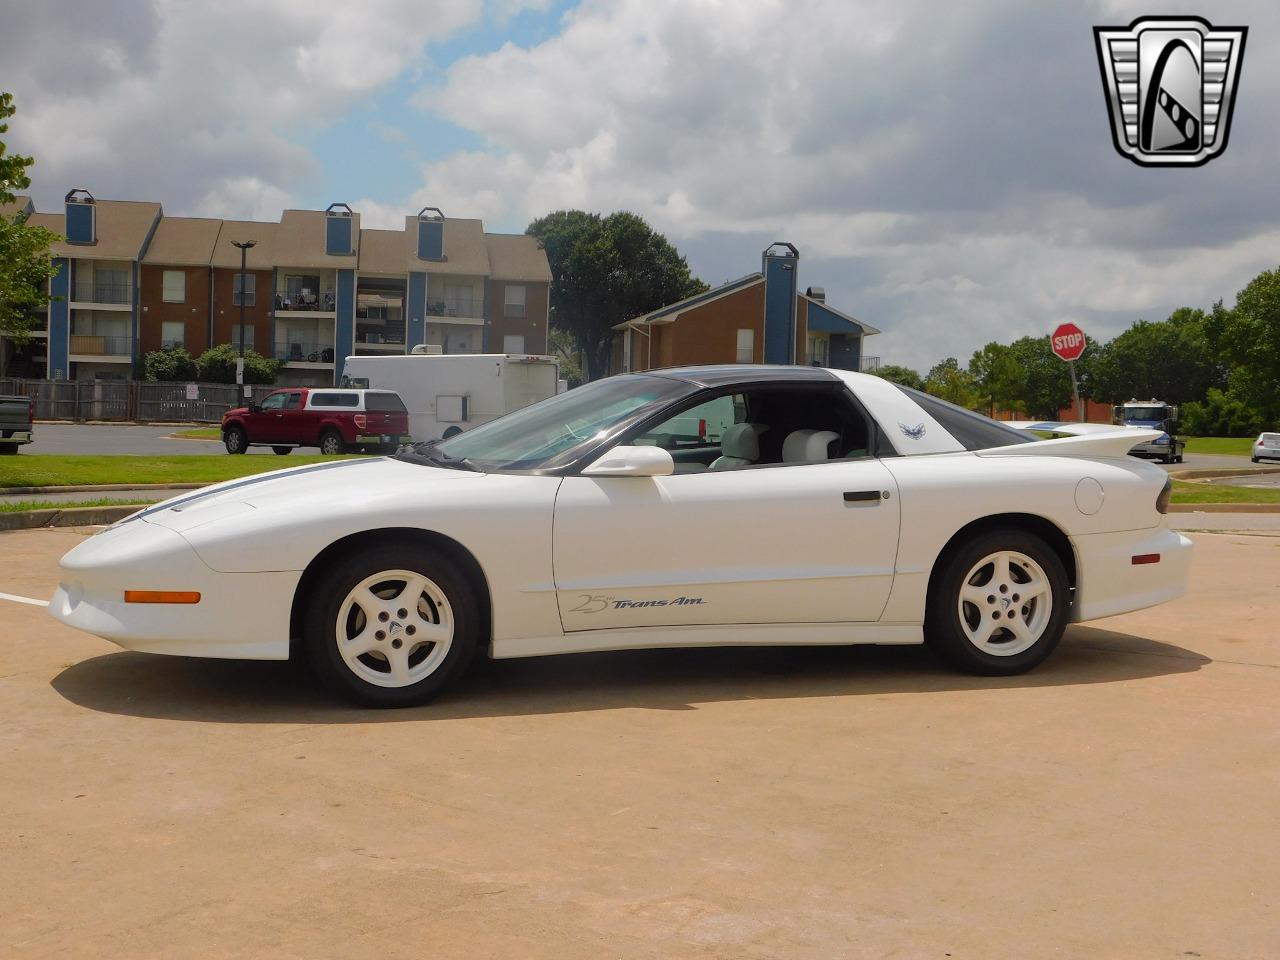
[0,498,158,513]
[170,427,222,440]
[1183,437,1255,457]
[0,454,355,488]
[1171,480,1280,505]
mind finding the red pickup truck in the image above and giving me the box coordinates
[221,388,411,455]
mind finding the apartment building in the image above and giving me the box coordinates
[612,243,879,375]
[2,191,553,386]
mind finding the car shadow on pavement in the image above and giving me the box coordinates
[49,625,1211,724]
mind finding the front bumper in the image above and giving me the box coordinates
[1070,525,1193,622]
[48,519,298,659]
[1,429,32,444]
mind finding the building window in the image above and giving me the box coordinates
[161,321,185,350]
[230,324,255,350]
[502,334,526,354]
[233,273,256,307]
[504,284,526,319]
[735,328,754,363]
[162,270,186,303]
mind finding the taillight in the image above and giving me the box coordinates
[1156,477,1172,515]
[698,418,707,440]
[354,414,367,429]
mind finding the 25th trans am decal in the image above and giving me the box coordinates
[570,594,706,614]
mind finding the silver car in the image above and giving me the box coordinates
[1252,432,1280,463]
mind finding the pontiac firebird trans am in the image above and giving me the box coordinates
[49,366,1192,707]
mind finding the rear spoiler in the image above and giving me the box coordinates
[977,428,1161,459]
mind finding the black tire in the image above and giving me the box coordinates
[223,426,248,454]
[319,429,344,456]
[1252,457,1260,463]
[272,445,292,456]
[925,528,1069,676]
[304,543,479,707]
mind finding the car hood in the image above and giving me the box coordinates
[126,457,480,534]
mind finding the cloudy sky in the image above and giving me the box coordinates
[4,0,1276,370]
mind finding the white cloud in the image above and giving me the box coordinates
[3,0,488,218]
[402,0,1280,370]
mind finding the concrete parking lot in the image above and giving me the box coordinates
[1,527,1277,958]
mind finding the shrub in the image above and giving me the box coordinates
[1180,388,1264,437]
[195,344,282,385]
[142,347,198,382]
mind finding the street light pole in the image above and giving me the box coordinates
[230,240,256,397]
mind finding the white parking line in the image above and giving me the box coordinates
[0,592,49,607]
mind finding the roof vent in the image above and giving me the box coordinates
[326,202,353,218]
[806,286,826,302]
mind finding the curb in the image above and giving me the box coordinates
[1169,503,1280,514]
[1170,466,1280,481]
[0,505,140,531]
[0,483,204,495]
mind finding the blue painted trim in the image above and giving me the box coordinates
[406,271,426,349]
[334,269,356,383]
[132,261,142,376]
[418,220,444,260]
[806,301,863,334]
[326,215,353,255]
[48,259,70,380]
[762,254,798,364]
[65,203,95,245]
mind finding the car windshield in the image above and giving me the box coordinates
[1124,406,1167,421]
[398,374,692,471]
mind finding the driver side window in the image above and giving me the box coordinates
[260,393,287,411]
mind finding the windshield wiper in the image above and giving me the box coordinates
[394,443,482,472]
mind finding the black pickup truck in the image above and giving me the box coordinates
[0,395,34,454]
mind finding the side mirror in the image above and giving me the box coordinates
[581,444,675,478]
[249,402,262,414]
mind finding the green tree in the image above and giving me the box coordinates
[527,210,707,380]
[548,326,584,388]
[0,93,60,376]
[1220,267,1280,422]
[1087,309,1224,405]
[195,344,281,385]
[1181,387,1264,437]
[968,341,1025,416]
[868,363,925,390]
[1006,335,1093,420]
[143,347,199,382]
[924,357,979,408]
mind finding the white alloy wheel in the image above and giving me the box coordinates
[335,569,454,687]
[956,550,1053,657]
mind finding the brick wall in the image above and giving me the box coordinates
[139,264,210,354]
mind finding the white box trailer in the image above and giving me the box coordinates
[341,353,560,441]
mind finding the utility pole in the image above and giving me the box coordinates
[231,240,257,398]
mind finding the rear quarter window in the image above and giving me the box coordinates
[309,392,360,408]
[365,392,408,413]
[894,386,1034,451]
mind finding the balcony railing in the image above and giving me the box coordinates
[860,356,881,372]
[160,338,185,351]
[356,331,405,346]
[73,279,132,304]
[274,291,336,312]
[69,334,133,356]
[274,342,336,363]
[426,296,483,319]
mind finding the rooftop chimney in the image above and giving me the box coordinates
[64,188,96,245]
[762,242,799,364]
[417,206,445,261]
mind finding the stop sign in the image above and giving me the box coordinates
[1050,323,1087,362]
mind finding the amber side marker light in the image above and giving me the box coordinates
[1131,554,1161,565]
[124,590,202,604]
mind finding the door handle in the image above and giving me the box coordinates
[843,490,882,503]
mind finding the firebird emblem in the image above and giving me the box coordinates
[899,423,926,440]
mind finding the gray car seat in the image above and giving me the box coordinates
[709,423,768,470]
[782,429,841,462]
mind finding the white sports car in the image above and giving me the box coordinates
[50,366,1192,707]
